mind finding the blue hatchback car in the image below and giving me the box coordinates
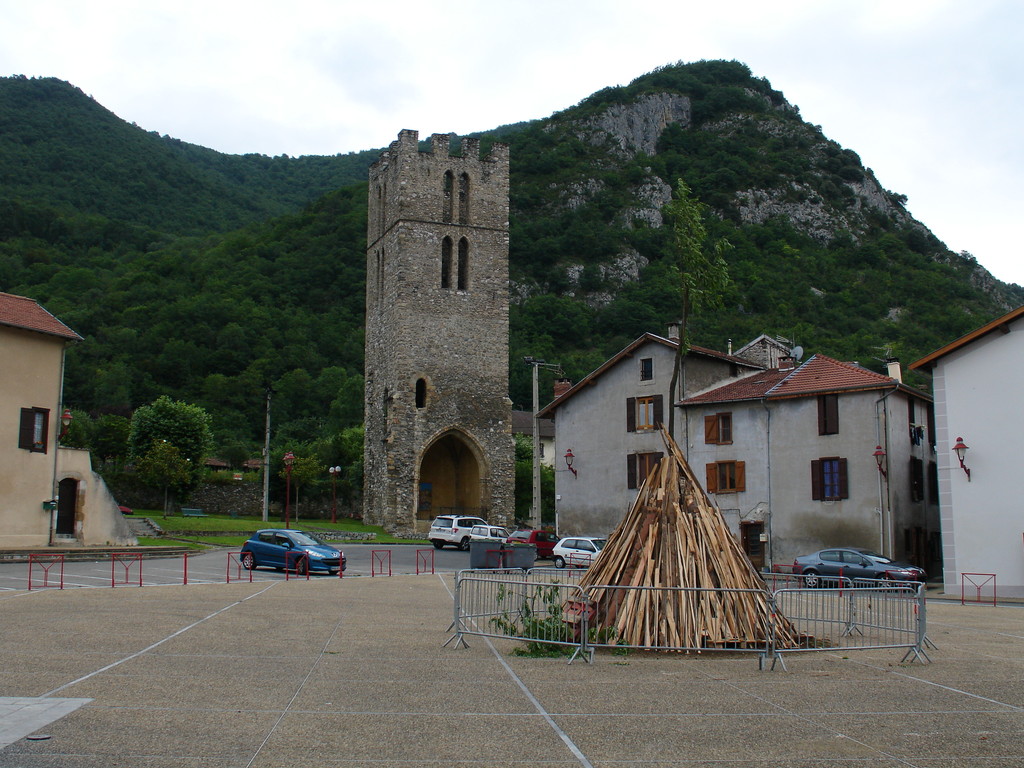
[240,529,346,575]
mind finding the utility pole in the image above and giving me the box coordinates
[262,387,272,523]
[523,357,561,529]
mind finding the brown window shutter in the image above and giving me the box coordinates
[811,459,822,500]
[735,461,746,492]
[838,458,849,499]
[626,398,636,432]
[19,409,34,450]
[704,414,718,443]
[627,454,637,489]
[653,395,663,428]
[705,463,718,493]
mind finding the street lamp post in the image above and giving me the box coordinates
[283,451,295,529]
[523,357,561,529]
[329,466,342,524]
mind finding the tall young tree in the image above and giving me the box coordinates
[663,180,731,435]
[128,395,213,486]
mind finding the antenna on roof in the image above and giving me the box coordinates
[790,345,804,362]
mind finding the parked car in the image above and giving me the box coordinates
[792,547,925,587]
[118,505,133,515]
[428,515,488,550]
[506,528,559,558]
[240,529,346,575]
[469,524,510,541]
[552,536,606,568]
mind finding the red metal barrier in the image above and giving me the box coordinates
[416,549,435,575]
[28,553,64,590]
[226,552,253,583]
[371,549,392,577]
[961,572,996,605]
[285,551,310,580]
[111,552,143,587]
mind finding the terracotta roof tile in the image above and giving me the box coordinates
[680,369,791,405]
[767,354,895,399]
[0,292,81,341]
[682,353,911,406]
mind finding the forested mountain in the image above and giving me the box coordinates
[1,62,1019,460]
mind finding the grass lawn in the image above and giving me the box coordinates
[134,511,426,546]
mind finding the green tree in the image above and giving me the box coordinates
[128,395,213,486]
[92,414,131,466]
[136,440,192,516]
[663,180,730,434]
[279,452,322,522]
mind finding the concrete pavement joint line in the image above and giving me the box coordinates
[484,638,595,768]
[694,666,923,768]
[244,592,351,768]
[42,583,278,697]
[846,658,1024,712]
[436,573,595,768]
[928,621,1024,640]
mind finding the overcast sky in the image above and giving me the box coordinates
[2,0,1021,288]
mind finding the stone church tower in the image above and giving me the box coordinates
[363,130,514,532]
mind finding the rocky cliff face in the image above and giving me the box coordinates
[580,93,692,156]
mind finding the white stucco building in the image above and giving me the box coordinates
[911,305,1024,598]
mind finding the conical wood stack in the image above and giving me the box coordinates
[578,428,800,650]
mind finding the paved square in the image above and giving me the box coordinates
[0,575,1021,766]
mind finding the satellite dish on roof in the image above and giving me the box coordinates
[790,345,804,361]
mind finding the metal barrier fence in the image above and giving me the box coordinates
[448,568,929,668]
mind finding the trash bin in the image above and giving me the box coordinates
[469,539,505,568]
[502,543,537,570]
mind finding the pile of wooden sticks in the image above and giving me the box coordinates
[578,428,801,650]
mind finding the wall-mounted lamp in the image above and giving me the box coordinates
[59,408,73,440]
[872,445,887,478]
[952,436,971,481]
[564,448,578,478]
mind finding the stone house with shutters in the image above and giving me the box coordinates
[537,330,761,537]
[680,354,938,572]
[1,292,134,547]
[541,331,938,574]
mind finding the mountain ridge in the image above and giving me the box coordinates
[1,60,1019,457]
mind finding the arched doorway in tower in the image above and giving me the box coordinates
[416,431,487,531]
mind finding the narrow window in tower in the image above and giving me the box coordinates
[379,183,386,235]
[441,237,453,289]
[457,238,469,290]
[442,171,453,223]
[415,378,427,408]
[458,172,470,224]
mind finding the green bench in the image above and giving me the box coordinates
[181,508,207,517]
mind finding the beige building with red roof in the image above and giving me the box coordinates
[1,292,134,547]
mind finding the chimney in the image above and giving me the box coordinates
[778,355,796,371]
[886,358,902,383]
[553,378,573,398]
[667,322,680,341]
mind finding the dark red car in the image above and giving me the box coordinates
[506,528,559,558]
